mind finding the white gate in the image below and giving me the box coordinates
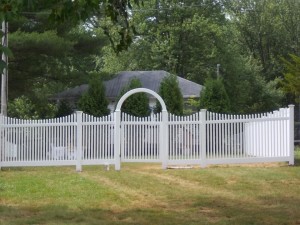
[120,112,161,162]
[114,88,168,170]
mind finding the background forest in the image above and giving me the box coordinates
[1,0,300,119]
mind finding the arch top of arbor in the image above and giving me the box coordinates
[115,88,167,112]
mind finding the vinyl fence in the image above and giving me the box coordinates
[0,106,294,171]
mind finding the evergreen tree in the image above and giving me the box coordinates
[118,78,150,117]
[77,77,110,117]
[281,54,300,103]
[199,78,231,113]
[56,100,73,118]
[156,74,184,115]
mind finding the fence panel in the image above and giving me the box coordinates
[0,114,77,167]
[81,113,115,165]
[168,112,202,165]
[205,107,292,165]
[120,112,161,162]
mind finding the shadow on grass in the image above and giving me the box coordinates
[1,194,300,225]
[0,205,188,225]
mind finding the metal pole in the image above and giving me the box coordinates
[217,64,220,78]
[1,21,8,116]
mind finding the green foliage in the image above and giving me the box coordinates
[281,54,300,103]
[8,94,57,119]
[215,41,283,114]
[199,78,231,113]
[7,96,39,119]
[118,77,150,117]
[8,29,93,99]
[102,0,226,84]
[0,0,142,71]
[183,97,200,115]
[156,74,183,115]
[55,100,73,118]
[77,77,110,117]
[227,0,300,80]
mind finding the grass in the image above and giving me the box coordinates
[0,149,300,225]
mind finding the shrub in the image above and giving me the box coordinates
[55,100,73,117]
[77,77,110,116]
[8,96,39,119]
[199,78,231,113]
[156,74,184,115]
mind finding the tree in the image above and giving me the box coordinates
[0,0,144,73]
[226,0,300,81]
[118,77,150,117]
[77,76,109,117]
[156,74,183,115]
[101,0,227,85]
[199,78,231,113]
[281,54,300,103]
[55,100,73,118]
[216,41,283,114]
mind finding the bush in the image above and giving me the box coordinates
[156,74,183,115]
[8,96,39,119]
[55,100,73,117]
[199,78,231,113]
[77,77,110,116]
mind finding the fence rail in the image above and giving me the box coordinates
[0,106,295,171]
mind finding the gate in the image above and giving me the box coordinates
[120,112,161,162]
[114,88,168,170]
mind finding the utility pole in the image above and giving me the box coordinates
[216,64,220,78]
[1,21,8,116]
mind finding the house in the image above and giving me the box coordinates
[52,70,204,112]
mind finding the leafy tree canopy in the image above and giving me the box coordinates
[0,0,143,73]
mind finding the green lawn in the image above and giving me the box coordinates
[1,149,300,225]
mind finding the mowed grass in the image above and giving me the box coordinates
[1,150,300,225]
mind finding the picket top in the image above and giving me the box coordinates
[115,88,167,112]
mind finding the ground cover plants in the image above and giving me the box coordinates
[0,148,300,225]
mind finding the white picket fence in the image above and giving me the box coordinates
[0,106,294,171]
[0,112,115,171]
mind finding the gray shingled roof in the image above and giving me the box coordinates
[52,71,203,101]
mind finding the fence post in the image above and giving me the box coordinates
[200,109,207,168]
[114,110,121,170]
[76,111,83,172]
[289,105,295,165]
[161,110,168,169]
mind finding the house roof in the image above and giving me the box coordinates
[52,70,203,101]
